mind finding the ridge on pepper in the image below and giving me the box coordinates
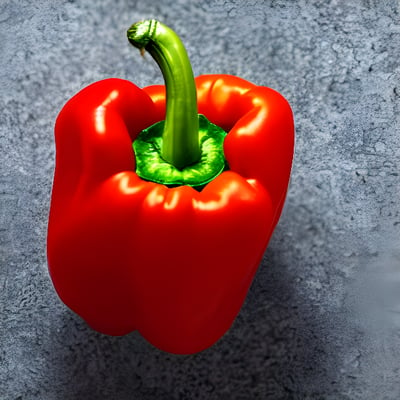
[47,19,294,354]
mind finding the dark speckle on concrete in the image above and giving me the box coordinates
[1,0,399,399]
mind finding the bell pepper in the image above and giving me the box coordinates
[47,20,294,354]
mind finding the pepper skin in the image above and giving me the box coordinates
[47,74,294,354]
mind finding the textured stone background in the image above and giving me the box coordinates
[1,0,399,399]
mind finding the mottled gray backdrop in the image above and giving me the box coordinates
[1,0,399,399]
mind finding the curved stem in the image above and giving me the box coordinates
[127,20,200,169]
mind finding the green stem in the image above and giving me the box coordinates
[127,20,200,169]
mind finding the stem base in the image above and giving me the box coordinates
[133,115,228,189]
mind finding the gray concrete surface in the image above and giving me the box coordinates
[1,0,399,399]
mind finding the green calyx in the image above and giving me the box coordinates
[133,114,227,188]
[127,20,228,189]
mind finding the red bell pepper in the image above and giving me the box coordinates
[47,20,294,354]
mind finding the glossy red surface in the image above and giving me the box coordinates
[47,75,294,354]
